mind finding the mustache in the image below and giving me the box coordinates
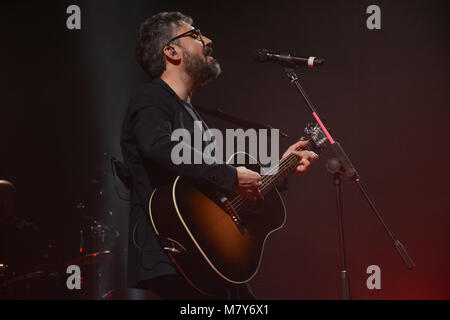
[203,46,213,56]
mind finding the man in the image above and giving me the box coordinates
[121,12,318,299]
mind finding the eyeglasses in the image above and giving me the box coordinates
[166,27,204,47]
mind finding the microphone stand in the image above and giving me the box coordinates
[283,66,415,298]
[327,158,351,299]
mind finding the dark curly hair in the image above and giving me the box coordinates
[136,12,193,79]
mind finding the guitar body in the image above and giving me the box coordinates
[148,122,329,295]
[149,153,286,295]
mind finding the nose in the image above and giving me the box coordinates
[201,34,213,47]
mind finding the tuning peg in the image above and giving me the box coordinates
[304,122,314,135]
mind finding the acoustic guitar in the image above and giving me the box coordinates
[149,123,329,295]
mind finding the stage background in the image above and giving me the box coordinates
[0,0,448,299]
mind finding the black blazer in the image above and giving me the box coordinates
[121,78,237,287]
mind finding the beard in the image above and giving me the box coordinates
[183,47,221,85]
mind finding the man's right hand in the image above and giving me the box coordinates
[234,166,262,201]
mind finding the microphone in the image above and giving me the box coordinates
[254,48,324,68]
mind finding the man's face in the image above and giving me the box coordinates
[174,23,221,85]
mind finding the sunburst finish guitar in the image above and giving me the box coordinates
[149,123,329,295]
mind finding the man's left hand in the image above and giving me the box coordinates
[282,140,319,175]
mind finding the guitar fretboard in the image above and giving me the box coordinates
[259,145,310,195]
[229,144,312,212]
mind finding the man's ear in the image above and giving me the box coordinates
[163,46,179,60]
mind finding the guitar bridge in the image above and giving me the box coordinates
[220,195,247,235]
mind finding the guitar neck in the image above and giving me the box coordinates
[229,123,328,210]
[260,145,309,195]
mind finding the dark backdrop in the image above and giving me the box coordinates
[0,0,448,299]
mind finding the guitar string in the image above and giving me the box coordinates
[229,150,305,212]
[229,130,325,211]
[229,137,317,211]
[229,140,312,209]
[231,129,325,211]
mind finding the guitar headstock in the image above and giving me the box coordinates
[302,122,330,155]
